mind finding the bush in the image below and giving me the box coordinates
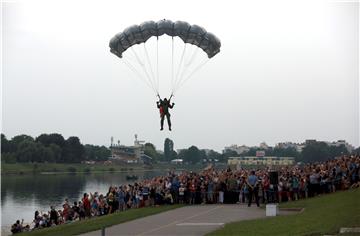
[2,153,16,163]
[67,167,77,173]
[108,167,115,172]
[84,167,91,174]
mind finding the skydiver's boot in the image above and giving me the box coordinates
[169,126,171,131]
[160,127,163,131]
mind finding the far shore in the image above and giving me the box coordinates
[1,162,222,175]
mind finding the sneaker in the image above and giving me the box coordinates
[160,128,163,131]
[169,127,172,131]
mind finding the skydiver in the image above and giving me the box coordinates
[156,97,174,131]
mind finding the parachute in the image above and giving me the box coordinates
[109,19,221,97]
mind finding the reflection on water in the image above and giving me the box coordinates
[1,170,166,232]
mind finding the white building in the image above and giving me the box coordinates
[327,140,354,153]
[259,142,269,150]
[228,156,295,166]
[276,142,304,152]
[223,144,250,155]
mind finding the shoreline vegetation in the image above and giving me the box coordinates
[207,188,360,236]
[18,205,182,236]
[1,163,216,175]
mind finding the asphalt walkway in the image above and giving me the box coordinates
[81,204,283,236]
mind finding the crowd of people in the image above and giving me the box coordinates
[11,155,360,234]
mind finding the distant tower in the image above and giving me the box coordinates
[118,140,120,146]
[111,136,114,147]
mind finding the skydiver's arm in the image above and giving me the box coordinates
[157,100,162,108]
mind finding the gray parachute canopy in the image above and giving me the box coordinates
[109,19,221,59]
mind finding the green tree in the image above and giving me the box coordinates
[353,147,360,155]
[15,140,38,162]
[11,134,34,150]
[182,146,201,164]
[144,143,161,162]
[36,133,65,147]
[207,150,222,162]
[171,150,178,160]
[301,142,330,163]
[199,150,207,163]
[243,147,257,156]
[273,147,300,160]
[84,144,111,161]
[2,153,16,163]
[36,144,55,162]
[328,144,349,158]
[164,138,175,162]
[49,144,62,162]
[62,136,85,163]
[220,149,238,163]
[1,133,11,154]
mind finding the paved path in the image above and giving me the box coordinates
[81,204,292,236]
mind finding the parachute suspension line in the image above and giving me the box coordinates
[185,47,200,66]
[174,47,200,90]
[143,43,157,90]
[171,37,174,95]
[172,44,187,94]
[122,57,157,94]
[156,37,160,95]
[173,58,210,94]
[123,56,157,94]
[130,47,144,67]
[130,47,158,95]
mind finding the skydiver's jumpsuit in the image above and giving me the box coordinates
[157,100,174,130]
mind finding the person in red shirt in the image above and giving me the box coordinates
[82,193,91,218]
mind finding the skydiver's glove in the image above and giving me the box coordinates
[172,103,175,106]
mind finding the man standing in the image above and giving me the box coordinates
[247,170,260,207]
[157,98,174,131]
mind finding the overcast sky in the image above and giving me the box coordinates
[2,0,359,152]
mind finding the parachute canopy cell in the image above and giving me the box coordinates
[109,19,221,59]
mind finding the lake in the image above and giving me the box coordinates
[1,170,167,234]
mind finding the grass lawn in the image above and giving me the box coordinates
[19,205,182,236]
[208,188,360,236]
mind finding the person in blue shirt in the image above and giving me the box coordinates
[246,170,260,207]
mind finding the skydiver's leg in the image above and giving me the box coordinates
[166,113,171,130]
[160,115,164,130]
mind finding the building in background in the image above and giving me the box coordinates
[110,134,152,164]
[228,156,295,166]
[275,142,305,152]
[326,140,354,153]
[223,144,250,155]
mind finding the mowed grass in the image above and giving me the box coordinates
[208,188,360,236]
[19,205,182,236]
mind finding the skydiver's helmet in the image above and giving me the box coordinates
[164,98,168,102]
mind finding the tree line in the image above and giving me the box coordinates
[145,138,358,164]
[1,133,110,163]
[2,133,359,164]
